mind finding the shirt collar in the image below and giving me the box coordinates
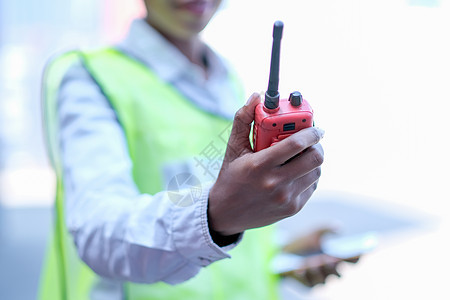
[117,19,227,84]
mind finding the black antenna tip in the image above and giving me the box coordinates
[265,20,284,109]
[273,21,284,40]
[264,21,284,109]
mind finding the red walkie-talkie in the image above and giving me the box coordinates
[253,21,314,152]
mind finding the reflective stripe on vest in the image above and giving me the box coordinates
[40,49,280,300]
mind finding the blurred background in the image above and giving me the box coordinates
[0,0,449,299]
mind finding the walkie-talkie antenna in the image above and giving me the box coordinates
[265,21,284,109]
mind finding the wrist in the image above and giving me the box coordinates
[207,192,241,246]
[208,225,241,247]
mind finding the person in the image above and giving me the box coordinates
[40,0,356,299]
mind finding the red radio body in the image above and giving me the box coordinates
[253,96,313,152]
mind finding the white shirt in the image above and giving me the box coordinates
[57,19,243,298]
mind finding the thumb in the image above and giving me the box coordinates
[225,93,261,160]
[236,92,261,127]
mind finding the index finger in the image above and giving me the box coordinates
[255,127,325,167]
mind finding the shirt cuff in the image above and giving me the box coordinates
[171,181,242,267]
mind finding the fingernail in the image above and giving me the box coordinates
[316,127,325,138]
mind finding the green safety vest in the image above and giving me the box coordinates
[40,48,280,300]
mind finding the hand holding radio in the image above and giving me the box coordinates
[208,94,324,236]
[208,21,324,237]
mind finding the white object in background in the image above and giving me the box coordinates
[321,231,379,259]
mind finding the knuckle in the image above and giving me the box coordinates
[313,167,322,179]
[311,128,321,144]
[273,190,299,216]
[310,148,324,166]
[288,137,306,152]
[312,181,319,191]
[234,106,252,125]
[248,158,263,172]
[316,142,324,153]
[283,199,299,217]
[232,110,246,128]
[233,107,244,121]
[262,177,278,192]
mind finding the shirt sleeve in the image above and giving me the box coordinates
[57,59,241,285]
